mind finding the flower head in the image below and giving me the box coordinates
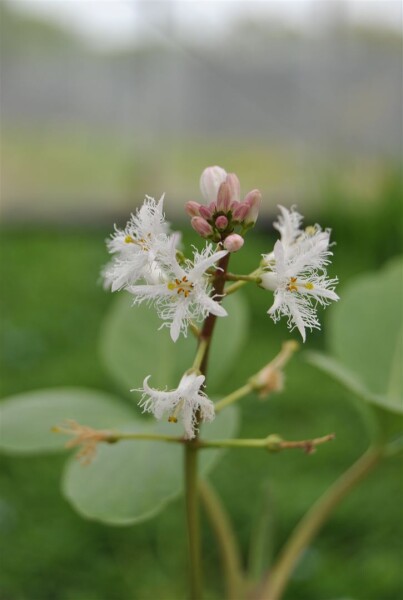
[135,372,215,439]
[185,166,261,242]
[102,194,175,291]
[128,242,228,341]
[261,207,339,341]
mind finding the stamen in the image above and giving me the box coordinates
[286,277,314,292]
[169,398,185,423]
[287,277,298,292]
[167,278,194,296]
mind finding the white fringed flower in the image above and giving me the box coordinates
[274,205,304,247]
[136,372,215,439]
[264,205,304,266]
[261,218,339,341]
[128,243,228,342]
[102,194,174,291]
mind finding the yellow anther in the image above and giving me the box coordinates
[305,225,316,236]
[168,416,178,423]
[287,276,298,292]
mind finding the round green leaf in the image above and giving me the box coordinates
[99,291,249,394]
[307,258,402,416]
[0,388,135,454]
[62,405,239,526]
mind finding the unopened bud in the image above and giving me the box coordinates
[200,166,227,204]
[255,367,284,398]
[250,340,299,399]
[244,189,262,225]
[223,233,244,252]
[232,202,250,222]
[226,173,241,204]
[191,216,213,238]
[215,215,229,230]
[199,205,213,220]
[185,201,201,217]
[216,182,231,212]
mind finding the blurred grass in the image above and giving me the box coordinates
[1,128,394,219]
[0,174,402,600]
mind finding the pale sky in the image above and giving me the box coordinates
[7,0,403,50]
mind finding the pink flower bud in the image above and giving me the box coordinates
[185,201,201,217]
[232,202,249,222]
[244,189,261,225]
[223,233,244,252]
[217,182,231,212]
[199,205,212,220]
[215,215,228,230]
[200,166,227,204]
[191,216,213,238]
[226,173,241,204]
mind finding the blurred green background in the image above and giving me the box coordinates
[1,1,402,599]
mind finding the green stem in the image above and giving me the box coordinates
[185,251,232,599]
[215,383,253,413]
[225,268,262,296]
[197,433,335,451]
[258,445,383,600]
[199,480,244,600]
[108,432,184,444]
[200,438,266,449]
[185,442,203,599]
[225,272,262,283]
[192,338,209,372]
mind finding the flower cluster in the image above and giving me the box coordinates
[102,193,227,343]
[261,206,339,341]
[101,169,339,439]
[185,166,261,252]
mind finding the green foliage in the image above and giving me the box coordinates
[307,258,403,439]
[100,291,249,394]
[63,406,238,526]
[0,388,134,454]
[1,218,402,599]
[0,254,246,526]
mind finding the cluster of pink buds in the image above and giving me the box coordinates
[185,166,261,252]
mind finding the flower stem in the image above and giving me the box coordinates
[225,272,262,283]
[199,253,231,375]
[185,251,232,599]
[107,432,184,444]
[185,441,203,599]
[197,433,335,451]
[224,268,262,296]
[258,445,383,600]
[192,337,209,372]
[199,479,245,600]
[214,383,253,413]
